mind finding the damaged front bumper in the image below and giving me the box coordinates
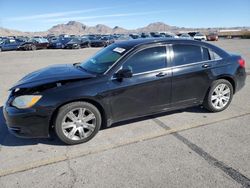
[3,91,55,138]
[3,104,53,138]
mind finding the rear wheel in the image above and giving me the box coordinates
[203,79,233,112]
[31,45,36,50]
[55,102,101,145]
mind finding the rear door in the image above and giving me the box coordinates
[170,44,213,107]
[9,39,18,50]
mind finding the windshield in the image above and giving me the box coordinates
[80,44,127,74]
[69,38,80,42]
[196,33,203,36]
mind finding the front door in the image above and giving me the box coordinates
[107,45,172,122]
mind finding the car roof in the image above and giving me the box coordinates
[114,38,229,57]
[115,38,200,48]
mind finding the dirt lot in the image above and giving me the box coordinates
[0,39,250,187]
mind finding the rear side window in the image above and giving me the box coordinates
[123,46,166,74]
[209,50,221,60]
[172,44,203,66]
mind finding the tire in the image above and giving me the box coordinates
[0,48,2,52]
[55,102,102,145]
[203,79,233,112]
[31,45,37,50]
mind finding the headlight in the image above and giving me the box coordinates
[12,95,42,109]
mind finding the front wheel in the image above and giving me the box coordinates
[203,79,233,112]
[55,102,102,145]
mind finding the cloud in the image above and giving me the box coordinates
[44,10,171,23]
[5,7,115,21]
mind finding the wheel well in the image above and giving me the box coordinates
[49,99,107,133]
[218,76,236,94]
[203,76,236,103]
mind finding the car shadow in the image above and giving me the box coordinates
[0,105,208,147]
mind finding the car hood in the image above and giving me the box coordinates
[20,42,34,45]
[10,64,95,90]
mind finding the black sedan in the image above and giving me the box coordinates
[4,39,246,144]
[18,38,49,50]
[65,38,90,49]
[87,36,106,47]
[49,37,73,49]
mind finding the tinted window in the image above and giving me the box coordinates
[123,46,166,74]
[209,50,221,60]
[202,47,210,61]
[173,44,203,66]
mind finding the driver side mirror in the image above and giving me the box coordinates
[114,69,133,80]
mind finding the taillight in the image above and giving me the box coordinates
[238,58,246,68]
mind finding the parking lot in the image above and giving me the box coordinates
[0,39,250,187]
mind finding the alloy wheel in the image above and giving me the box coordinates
[211,83,231,110]
[61,108,96,140]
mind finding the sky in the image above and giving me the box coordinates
[0,0,249,32]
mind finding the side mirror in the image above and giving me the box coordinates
[114,69,133,80]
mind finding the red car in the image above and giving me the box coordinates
[207,33,219,41]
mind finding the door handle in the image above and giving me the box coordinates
[202,63,211,68]
[156,72,167,77]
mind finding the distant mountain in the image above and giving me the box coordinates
[0,21,249,36]
[137,22,173,32]
[48,21,87,34]
[0,27,27,36]
[113,26,128,34]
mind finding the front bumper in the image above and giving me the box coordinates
[3,105,52,138]
[90,42,105,47]
[65,44,79,49]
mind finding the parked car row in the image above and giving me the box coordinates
[0,37,49,52]
[0,35,118,52]
[178,32,219,41]
[0,32,219,52]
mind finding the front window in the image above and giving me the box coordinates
[80,44,126,74]
[122,46,167,74]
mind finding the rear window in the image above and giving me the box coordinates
[172,44,203,66]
